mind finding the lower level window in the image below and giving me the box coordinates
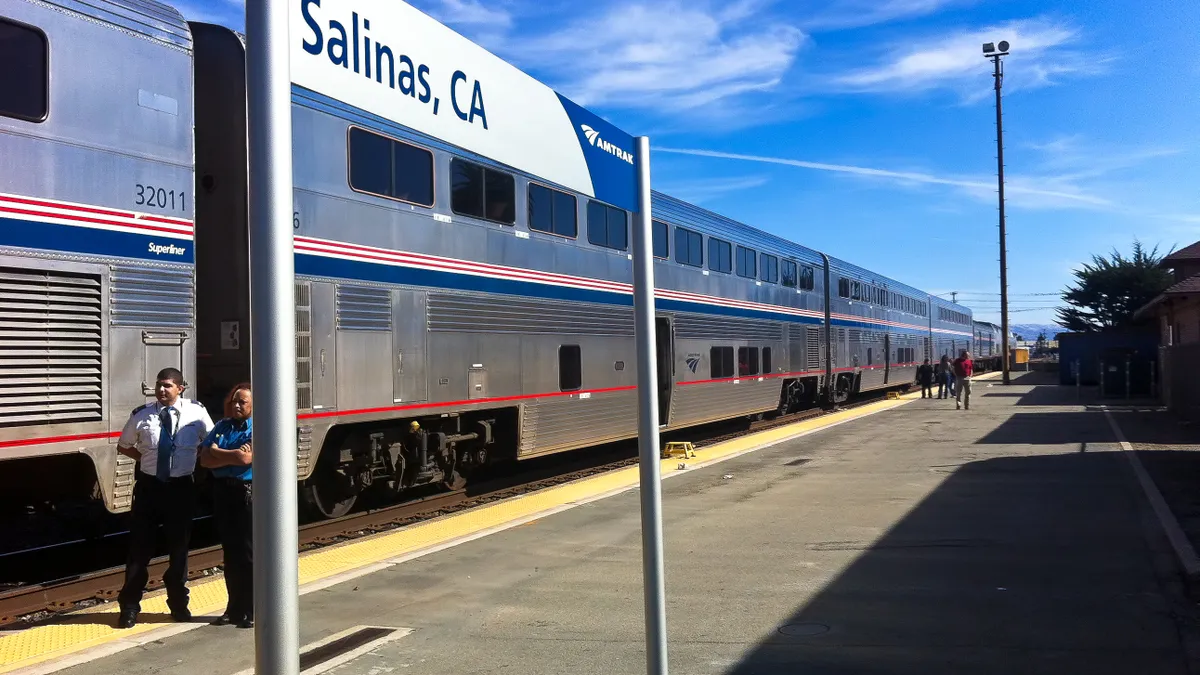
[559,345,581,391]
[738,347,759,376]
[710,346,734,379]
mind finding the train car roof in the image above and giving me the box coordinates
[651,191,824,265]
[42,0,191,50]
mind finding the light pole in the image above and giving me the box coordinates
[983,40,1011,385]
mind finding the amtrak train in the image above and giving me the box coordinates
[0,0,976,518]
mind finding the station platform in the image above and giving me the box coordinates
[6,370,1199,675]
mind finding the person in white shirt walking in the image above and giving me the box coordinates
[115,367,214,629]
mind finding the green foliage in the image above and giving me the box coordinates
[1056,241,1173,332]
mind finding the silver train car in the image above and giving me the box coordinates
[0,0,974,518]
[972,320,1004,372]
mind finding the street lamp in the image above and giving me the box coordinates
[983,40,1011,384]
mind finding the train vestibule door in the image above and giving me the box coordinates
[883,333,891,383]
[655,317,674,426]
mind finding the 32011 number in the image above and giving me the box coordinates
[135,184,187,212]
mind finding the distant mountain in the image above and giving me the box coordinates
[1010,323,1064,340]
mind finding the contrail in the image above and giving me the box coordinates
[655,146,1111,206]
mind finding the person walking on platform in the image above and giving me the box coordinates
[936,354,953,399]
[116,368,215,629]
[917,359,934,398]
[199,383,254,628]
[954,350,974,410]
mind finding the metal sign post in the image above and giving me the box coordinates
[631,136,668,675]
[246,0,300,673]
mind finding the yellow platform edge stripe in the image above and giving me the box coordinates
[0,392,917,673]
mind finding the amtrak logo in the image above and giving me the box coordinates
[579,124,634,165]
[685,355,700,373]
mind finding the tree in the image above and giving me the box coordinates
[1035,332,1048,355]
[1056,240,1173,332]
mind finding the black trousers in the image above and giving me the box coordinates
[213,478,254,620]
[921,382,933,397]
[119,475,194,614]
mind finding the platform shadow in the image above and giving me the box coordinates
[0,611,194,632]
[722,451,1191,674]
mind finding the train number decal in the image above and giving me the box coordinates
[135,184,187,212]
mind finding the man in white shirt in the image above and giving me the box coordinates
[115,367,214,629]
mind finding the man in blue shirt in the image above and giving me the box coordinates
[199,383,254,628]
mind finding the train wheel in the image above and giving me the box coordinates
[302,459,358,519]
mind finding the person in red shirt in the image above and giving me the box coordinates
[953,350,974,410]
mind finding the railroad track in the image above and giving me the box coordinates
[0,385,909,626]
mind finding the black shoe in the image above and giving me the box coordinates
[170,607,192,623]
[237,617,254,629]
[211,614,232,626]
[117,610,138,629]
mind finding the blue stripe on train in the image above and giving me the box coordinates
[294,252,931,331]
[0,216,194,264]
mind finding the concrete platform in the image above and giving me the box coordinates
[16,372,1200,675]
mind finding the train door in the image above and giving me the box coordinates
[655,317,673,425]
[883,333,891,383]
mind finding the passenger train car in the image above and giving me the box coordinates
[972,320,1004,372]
[0,0,975,517]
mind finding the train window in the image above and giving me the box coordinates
[735,246,756,279]
[452,159,515,224]
[559,345,582,391]
[348,127,435,206]
[738,347,759,376]
[800,265,815,291]
[674,227,703,267]
[652,220,669,259]
[781,260,797,287]
[0,19,48,123]
[762,347,772,374]
[710,346,734,378]
[851,281,862,301]
[867,347,873,366]
[838,277,850,298]
[587,200,628,250]
[760,254,779,284]
[528,183,577,237]
[708,238,732,274]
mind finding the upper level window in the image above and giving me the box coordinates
[782,260,797,287]
[760,253,779,284]
[800,265,815,291]
[709,238,732,274]
[0,19,48,122]
[528,183,577,237]
[674,227,703,267]
[586,200,628,250]
[652,220,669,259]
[838,277,850,298]
[348,127,434,207]
[452,158,515,224]
[736,246,757,279]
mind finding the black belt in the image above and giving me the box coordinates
[213,476,252,485]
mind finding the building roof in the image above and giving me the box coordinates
[1163,241,1200,265]
[1133,272,1200,320]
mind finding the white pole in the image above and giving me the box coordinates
[631,136,668,675]
[245,1,299,673]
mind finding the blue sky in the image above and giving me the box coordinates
[181,0,1200,325]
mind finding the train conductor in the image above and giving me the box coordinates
[115,367,214,629]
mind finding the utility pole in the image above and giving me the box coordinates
[983,40,1011,385]
[950,291,957,303]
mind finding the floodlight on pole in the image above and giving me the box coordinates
[983,40,1011,385]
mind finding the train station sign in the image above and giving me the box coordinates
[292,0,638,211]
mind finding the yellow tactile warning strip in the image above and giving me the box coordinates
[0,391,918,674]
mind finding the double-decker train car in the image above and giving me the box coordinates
[972,320,1004,372]
[0,0,974,518]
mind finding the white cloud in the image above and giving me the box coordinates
[830,17,1106,100]
[803,0,965,31]
[421,0,512,27]
[654,175,770,204]
[512,1,806,110]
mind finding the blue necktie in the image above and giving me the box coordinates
[156,407,175,482]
